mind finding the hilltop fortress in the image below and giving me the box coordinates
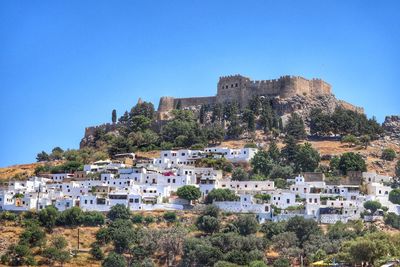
[157,74,361,119]
[81,74,364,147]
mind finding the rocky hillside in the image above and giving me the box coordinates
[270,93,363,124]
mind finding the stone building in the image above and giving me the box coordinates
[157,74,332,118]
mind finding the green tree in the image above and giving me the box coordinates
[6,243,35,266]
[359,134,371,149]
[42,235,71,266]
[56,206,83,226]
[260,220,287,239]
[163,211,177,223]
[389,189,400,205]
[381,148,397,161]
[267,140,281,162]
[205,189,239,204]
[285,216,321,245]
[309,108,331,136]
[294,143,320,172]
[338,152,367,174]
[273,258,290,267]
[232,167,249,181]
[112,109,117,123]
[242,109,256,132]
[196,215,220,234]
[90,242,104,260]
[396,160,400,177]
[51,147,64,160]
[183,238,223,266]
[36,151,50,162]
[341,134,359,147]
[130,101,155,119]
[363,200,382,214]
[389,189,400,206]
[251,150,275,176]
[233,214,259,236]
[281,135,299,164]
[107,204,131,221]
[285,113,306,140]
[205,124,225,144]
[19,225,46,248]
[102,252,127,267]
[38,205,59,231]
[176,185,201,204]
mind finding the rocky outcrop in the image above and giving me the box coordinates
[383,115,400,139]
[271,94,363,125]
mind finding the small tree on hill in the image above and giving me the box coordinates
[232,167,249,181]
[112,109,117,124]
[102,252,127,267]
[36,151,50,162]
[176,185,201,204]
[389,189,400,205]
[107,204,131,221]
[285,113,306,140]
[381,148,396,161]
[338,152,367,175]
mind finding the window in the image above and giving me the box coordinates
[135,198,139,203]
[235,83,238,87]
[85,200,87,204]
[129,199,133,203]
[287,199,290,204]
[90,200,93,204]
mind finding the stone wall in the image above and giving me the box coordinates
[157,74,334,113]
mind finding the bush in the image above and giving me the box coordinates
[144,216,155,224]
[205,189,239,204]
[90,242,104,260]
[132,214,144,224]
[163,211,177,223]
[381,148,397,161]
[102,252,127,267]
[233,214,259,236]
[0,211,18,221]
[385,213,400,229]
[107,204,131,221]
[389,189,400,205]
[80,211,105,226]
[338,152,367,174]
[273,258,290,267]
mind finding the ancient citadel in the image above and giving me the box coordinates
[81,74,364,147]
[157,74,361,119]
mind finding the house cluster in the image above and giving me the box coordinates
[1,146,399,224]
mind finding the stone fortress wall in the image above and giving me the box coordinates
[157,74,333,115]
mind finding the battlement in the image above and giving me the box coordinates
[84,123,117,137]
[158,74,333,113]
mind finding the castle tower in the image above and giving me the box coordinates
[216,75,251,107]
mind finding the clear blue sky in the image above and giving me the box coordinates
[0,0,399,167]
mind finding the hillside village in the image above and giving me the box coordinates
[1,145,399,224]
[1,75,400,266]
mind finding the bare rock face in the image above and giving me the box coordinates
[383,115,400,139]
[271,94,363,126]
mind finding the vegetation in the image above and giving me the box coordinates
[309,107,383,138]
[176,185,201,203]
[381,148,397,161]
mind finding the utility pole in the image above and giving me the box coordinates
[77,228,80,251]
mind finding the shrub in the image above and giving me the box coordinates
[90,242,104,260]
[132,214,144,224]
[163,211,177,223]
[381,148,397,161]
